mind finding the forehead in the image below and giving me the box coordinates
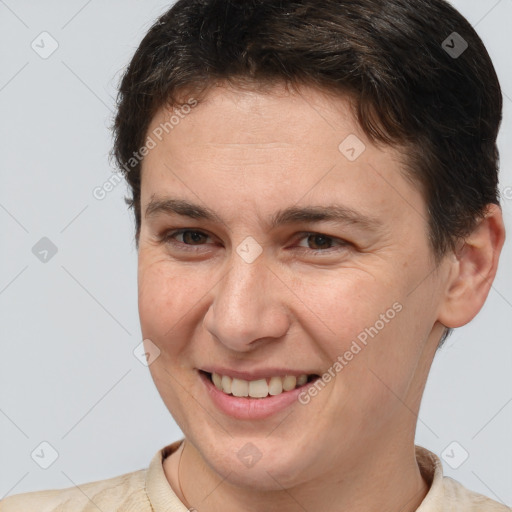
[140,85,425,230]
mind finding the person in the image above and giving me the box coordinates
[1,0,509,511]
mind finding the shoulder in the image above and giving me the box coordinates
[441,476,511,512]
[415,445,510,512]
[0,468,150,512]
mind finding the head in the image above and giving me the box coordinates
[112,0,505,491]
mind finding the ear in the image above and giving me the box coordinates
[437,204,506,329]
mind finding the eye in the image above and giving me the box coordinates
[161,229,214,248]
[295,232,349,252]
[159,229,349,255]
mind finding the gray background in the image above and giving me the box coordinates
[1,0,511,506]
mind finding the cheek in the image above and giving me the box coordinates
[299,268,398,354]
[334,292,433,421]
[304,269,421,398]
[138,260,176,336]
[137,254,205,343]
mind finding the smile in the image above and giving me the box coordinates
[198,370,320,420]
[207,372,317,398]
[198,369,321,419]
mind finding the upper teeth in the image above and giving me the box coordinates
[211,373,308,398]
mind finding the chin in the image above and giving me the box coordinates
[195,434,314,491]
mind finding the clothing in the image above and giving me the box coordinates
[0,441,509,511]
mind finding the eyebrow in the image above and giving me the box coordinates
[144,196,384,233]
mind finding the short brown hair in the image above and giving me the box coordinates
[112,0,503,346]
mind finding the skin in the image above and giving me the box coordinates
[136,83,505,512]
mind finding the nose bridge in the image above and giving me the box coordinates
[203,253,289,350]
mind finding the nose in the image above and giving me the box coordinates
[202,255,290,352]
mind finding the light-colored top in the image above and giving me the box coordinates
[0,441,509,511]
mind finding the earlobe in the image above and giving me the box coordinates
[437,204,506,329]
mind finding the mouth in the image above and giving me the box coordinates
[200,370,320,399]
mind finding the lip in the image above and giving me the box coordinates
[199,370,314,420]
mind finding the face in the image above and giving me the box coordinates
[137,84,450,490]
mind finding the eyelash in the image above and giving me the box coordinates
[159,229,349,254]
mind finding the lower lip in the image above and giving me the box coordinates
[199,372,312,420]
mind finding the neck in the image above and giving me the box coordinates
[165,436,430,512]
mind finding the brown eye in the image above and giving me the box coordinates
[295,232,350,254]
[179,230,209,245]
[306,234,333,250]
[162,229,213,247]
